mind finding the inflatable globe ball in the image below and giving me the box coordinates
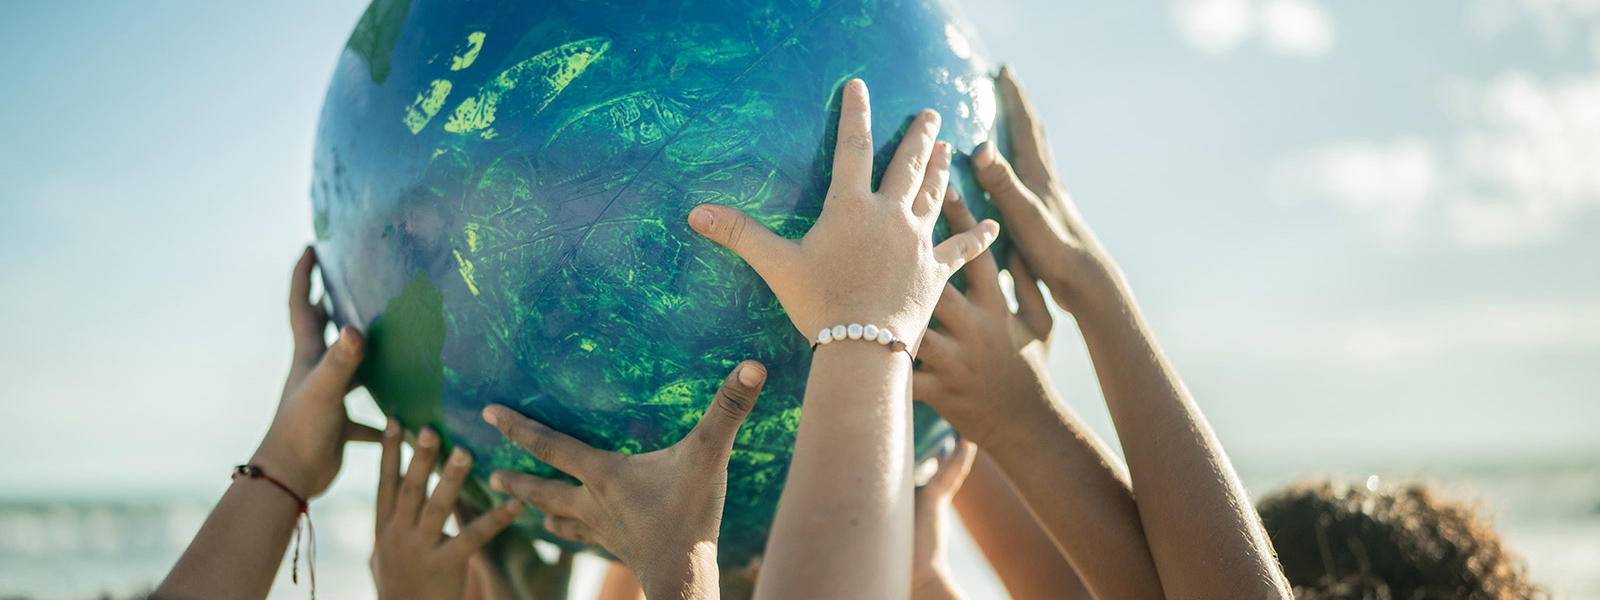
[312,0,1006,566]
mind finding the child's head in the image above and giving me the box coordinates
[1258,479,1545,600]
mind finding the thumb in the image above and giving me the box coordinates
[688,360,766,453]
[300,326,364,402]
[688,204,794,278]
[933,219,1000,276]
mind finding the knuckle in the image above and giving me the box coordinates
[843,133,874,152]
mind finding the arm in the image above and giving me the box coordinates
[688,79,997,600]
[915,196,1162,600]
[971,65,1291,598]
[156,248,382,600]
[951,450,1091,600]
[485,362,768,600]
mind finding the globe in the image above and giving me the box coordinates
[312,0,1007,567]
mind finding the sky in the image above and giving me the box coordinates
[0,0,1596,503]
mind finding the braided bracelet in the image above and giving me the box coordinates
[233,464,317,598]
[812,323,913,361]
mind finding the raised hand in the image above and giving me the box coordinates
[688,79,998,346]
[250,246,384,499]
[914,191,1055,446]
[911,439,978,600]
[371,422,524,600]
[483,362,768,600]
[157,247,386,600]
[971,66,1119,314]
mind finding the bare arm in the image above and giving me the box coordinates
[689,79,997,600]
[971,65,1290,599]
[951,450,1092,600]
[916,198,1162,600]
[761,343,916,599]
[156,248,381,600]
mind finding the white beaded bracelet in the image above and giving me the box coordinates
[812,323,912,360]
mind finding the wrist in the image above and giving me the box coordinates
[248,445,318,501]
[636,541,719,600]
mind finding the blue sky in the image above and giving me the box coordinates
[0,0,1596,498]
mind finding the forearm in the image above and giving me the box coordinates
[978,381,1164,600]
[155,477,302,600]
[1073,273,1288,598]
[952,450,1092,600]
[756,343,914,600]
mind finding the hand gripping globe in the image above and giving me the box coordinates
[312,0,1008,567]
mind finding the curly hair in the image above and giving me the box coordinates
[1257,479,1546,600]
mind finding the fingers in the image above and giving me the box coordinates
[911,370,942,404]
[417,447,473,539]
[376,418,401,527]
[442,499,523,563]
[483,405,604,478]
[973,144,1062,256]
[289,246,329,364]
[830,79,875,193]
[687,361,765,453]
[1009,254,1054,340]
[930,283,975,338]
[490,471,586,519]
[298,326,364,402]
[393,427,441,526]
[544,514,599,547]
[910,142,953,218]
[916,327,959,369]
[687,204,796,281]
[940,190,1003,307]
[932,219,1000,277]
[344,419,385,443]
[925,438,978,497]
[881,109,942,200]
[996,65,1057,190]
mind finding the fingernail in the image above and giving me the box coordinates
[737,363,764,387]
[449,447,470,466]
[490,471,505,491]
[502,498,525,513]
[974,142,994,166]
[689,207,715,232]
[420,427,439,447]
[982,220,999,242]
[482,406,500,427]
[848,78,864,94]
[385,419,399,438]
[923,109,941,127]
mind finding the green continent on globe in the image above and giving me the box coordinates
[313,0,1008,566]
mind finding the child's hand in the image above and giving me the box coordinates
[371,421,525,600]
[250,247,383,499]
[912,439,977,599]
[483,361,767,600]
[688,79,999,344]
[913,194,1056,447]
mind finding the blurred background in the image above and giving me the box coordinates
[1,0,1596,598]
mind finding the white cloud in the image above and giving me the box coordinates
[1171,0,1335,58]
[1260,0,1336,57]
[1470,0,1600,50]
[1172,0,1254,55]
[1276,69,1600,248]
[1271,136,1438,232]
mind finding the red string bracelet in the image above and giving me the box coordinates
[233,464,316,599]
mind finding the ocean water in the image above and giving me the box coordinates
[2,461,1596,600]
